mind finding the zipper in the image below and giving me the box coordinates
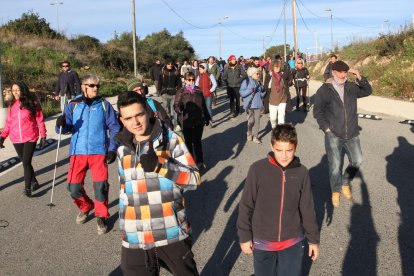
[331,86,348,139]
[278,171,286,241]
[18,106,23,142]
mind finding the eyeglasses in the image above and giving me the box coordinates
[186,79,195,81]
[84,84,100,88]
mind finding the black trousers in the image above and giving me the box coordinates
[121,239,199,276]
[227,86,241,115]
[13,142,37,190]
[295,86,308,106]
[183,125,204,164]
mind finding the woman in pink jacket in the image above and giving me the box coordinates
[0,81,47,197]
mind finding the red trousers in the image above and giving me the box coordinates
[67,155,109,218]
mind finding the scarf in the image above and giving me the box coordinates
[184,84,196,94]
[271,71,282,93]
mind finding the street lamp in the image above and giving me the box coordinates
[382,19,389,34]
[262,35,270,58]
[50,2,63,34]
[325,8,333,52]
[218,16,229,59]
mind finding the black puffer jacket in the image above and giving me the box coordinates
[313,77,372,139]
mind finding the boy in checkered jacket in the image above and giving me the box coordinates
[115,92,201,276]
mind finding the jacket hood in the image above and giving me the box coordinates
[267,152,301,170]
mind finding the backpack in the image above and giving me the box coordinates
[146,98,158,117]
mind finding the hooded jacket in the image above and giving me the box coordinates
[313,77,372,139]
[57,94,120,155]
[239,78,266,109]
[1,100,46,143]
[115,120,200,250]
[237,153,319,245]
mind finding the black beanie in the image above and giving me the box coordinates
[332,60,349,72]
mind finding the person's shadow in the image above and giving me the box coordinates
[386,136,414,275]
[201,179,245,276]
[202,122,247,172]
[303,155,333,275]
[342,172,380,275]
[186,166,233,243]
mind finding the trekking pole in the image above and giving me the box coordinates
[307,80,311,111]
[47,95,66,208]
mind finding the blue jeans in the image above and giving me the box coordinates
[325,132,363,192]
[204,96,213,120]
[253,240,304,276]
[161,94,177,126]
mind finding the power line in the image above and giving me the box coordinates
[297,0,381,29]
[264,0,286,48]
[161,0,217,29]
[221,24,262,41]
[295,0,313,33]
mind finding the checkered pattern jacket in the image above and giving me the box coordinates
[115,120,200,250]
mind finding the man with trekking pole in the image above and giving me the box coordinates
[55,73,120,235]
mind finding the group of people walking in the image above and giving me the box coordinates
[0,53,372,275]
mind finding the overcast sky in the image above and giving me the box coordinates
[1,0,413,60]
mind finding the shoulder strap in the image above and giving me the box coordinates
[146,98,157,114]
[101,101,106,112]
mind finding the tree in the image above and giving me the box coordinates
[265,44,292,60]
[3,10,62,38]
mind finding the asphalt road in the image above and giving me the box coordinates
[1,88,413,276]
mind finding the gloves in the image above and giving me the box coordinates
[39,137,46,150]
[0,137,5,149]
[140,141,159,172]
[56,114,66,128]
[106,151,117,164]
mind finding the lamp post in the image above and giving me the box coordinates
[131,0,138,77]
[50,2,63,34]
[382,19,389,34]
[218,16,229,59]
[262,35,270,58]
[325,8,333,52]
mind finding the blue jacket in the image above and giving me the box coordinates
[239,78,266,109]
[57,95,120,155]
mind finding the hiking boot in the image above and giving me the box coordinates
[247,132,253,142]
[31,181,40,191]
[22,189,32,197]
[341,185,352,200]
[252,137,262,144]
[96,217,108,235]
[332,192,340,208]
[76,210,90,225]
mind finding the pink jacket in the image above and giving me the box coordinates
[1,100,47,143]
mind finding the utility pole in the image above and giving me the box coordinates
[50,2,63,34]
[263,35,270,58]
[131,0,138,77]
[292,0,298,60]
[314,31,318,59]
[218,16,229,59]
[283,0,287,61]
[325,8,333,52]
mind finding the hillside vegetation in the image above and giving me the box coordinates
[1,11,195,115]
[308,29,414,101]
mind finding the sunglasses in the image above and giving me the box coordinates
[186,78,195,81]
[84,84,100,88]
